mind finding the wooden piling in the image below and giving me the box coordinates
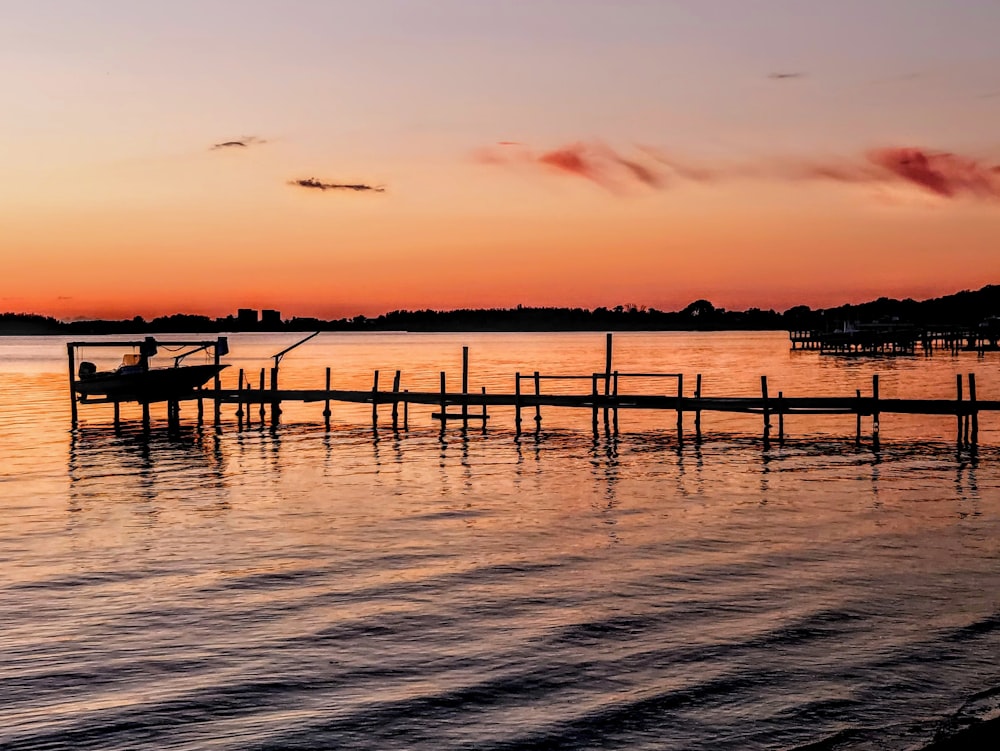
[612,371,619,435]
[778,391,784,444]
[439,372,447,434]
[113,400,120,431]
[603,333,613,427]
[956,373,964,448]
[462,347,469,430]
[371,370,379,429]
[591,374,599,435]
[855,389,862,446]
[324,368,332,431]
[258,369,266,425]
[142,401,150,432]
[695,374,702,442]
[514,373,522,437]
[236,368,245,428]
[969,373,979,448]
[481,386,488,432]
[676,374,684,442]
[270,367,280,428]
[67,344,78,427]
[196,387,204,427]
[403,390,409,430]
[761,375,770,448]
[534,371,542,429]
[872,374,880,450]
[391,370,401,431]
[213,345,222,428]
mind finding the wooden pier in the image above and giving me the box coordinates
[67,334,998,451]
[791,324,1000,355]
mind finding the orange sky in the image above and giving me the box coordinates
[2,2,999,319]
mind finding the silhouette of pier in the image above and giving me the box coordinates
[68,334,995,450]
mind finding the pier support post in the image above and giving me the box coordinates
[439,372,447,435]
[591,374,599,436]
[872,375,880,451]
[956,374,964,448]
[236,368,245,429]
[67,343,78,428]
[324,368,332,431]
[676,374,684,444]
[391,370,401,431]
[969,373,979,449]
[778,391,784,445]
[196,387,204,428]
[113,401,120,432]
[371,370,379,429]
[481,386,488,433]
[604,333,613,428]
[855,389,862,447]
[514,373,522,437]
[142,401,150,433]
[213,346,222,429]
[259,369,266,425]
[612,371,619,435]
[695,374,702,442]
[403,390,409,431]
[761,376,771,449]
[270,367,280,428]
[462,347,469,431]
[534,371,542,431]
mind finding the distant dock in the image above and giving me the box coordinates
[790,324,1000,355]
[66,334,997,451]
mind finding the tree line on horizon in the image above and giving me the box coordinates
[3,285,999,335]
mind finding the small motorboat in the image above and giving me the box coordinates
[75,353,227,402]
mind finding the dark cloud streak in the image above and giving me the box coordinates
[290,178,385,193]
[211,135,267,150]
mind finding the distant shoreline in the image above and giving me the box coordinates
[2,284,999,336]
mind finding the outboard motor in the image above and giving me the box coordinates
[78,361,97,380]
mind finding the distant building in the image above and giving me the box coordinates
[237,308,258,328]
[261,309,281,326]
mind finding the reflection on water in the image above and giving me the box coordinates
[3,335,1000,750]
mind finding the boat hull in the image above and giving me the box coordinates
[75,364,228,402]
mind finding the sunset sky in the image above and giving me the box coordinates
[3,0,1000,320]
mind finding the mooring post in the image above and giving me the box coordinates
[514,373,522,437]
[236,368,245,429]
[591,374,599,435]
[761,375,770,448]
[270,367,280,428]
[778,390,785,444]
[695,374,703,442]
[872,374,880,450]
[213,345,222,429]
[533,371,542,430]
[113,401,120,432]
[612,370,619,435]
[855,388,862,446]
[142,401,150,432]
[956,373,964,448]
[676,374,684,443]
[67,343,78,427]
[258,368,266,425]
[604,333,613,426]
[391,370,401,431]
[439,371,447,434]
[969,373,978,449]
[403,390,409,431]
[371,370,379,429]
[481,386,488,433]
[324,367,332,431]
[462,347,469,430]
[196,387,204,427]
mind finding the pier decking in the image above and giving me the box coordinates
[67,335,997,451]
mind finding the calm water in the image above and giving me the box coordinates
[2,331,999,750]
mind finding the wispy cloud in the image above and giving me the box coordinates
[768,72,804,80]
[211,135,267,150]
[479,139,1000,201]
[475,141,665,190]
[289,177,385,193]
